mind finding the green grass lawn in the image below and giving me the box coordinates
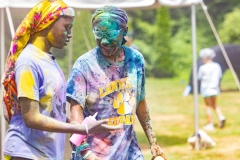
[135,70,240,160]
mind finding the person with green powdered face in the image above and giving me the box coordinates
[67,6,167,160]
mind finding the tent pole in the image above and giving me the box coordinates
[5,7,15,38]
[191,3,199,150]
[68,29,73,77]
[66,28,73,118]
[1,7,14,159]
[1,7,6,160]
[200,1,240,91]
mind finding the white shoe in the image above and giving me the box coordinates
[219,118,226,128]
[203,123,214,131]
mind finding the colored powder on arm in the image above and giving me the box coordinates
[20,71,35,98]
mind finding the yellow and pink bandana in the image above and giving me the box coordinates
[1,0,74,123]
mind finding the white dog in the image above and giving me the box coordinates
[187,130,216,149]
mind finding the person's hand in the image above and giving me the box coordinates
[87,119,123,134]
[150,143,167,160]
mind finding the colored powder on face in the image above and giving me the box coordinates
[97,18,119,30]
[93,13,123,30]
[19,71,35,98]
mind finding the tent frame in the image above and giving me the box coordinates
[1,8,6,160]
[191,4,200,149]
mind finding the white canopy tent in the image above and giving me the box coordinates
[0,0,204,9]
[0,0,7,8]
[1,0,237,158]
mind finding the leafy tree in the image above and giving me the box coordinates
[127,10,158,76]
[219,8,240,44]
[170,26,192,76]
[153,6,174,77]
[71,10,96,61]
[5,1,240,79]
[56,10,96,76]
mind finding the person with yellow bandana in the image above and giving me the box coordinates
[2,1,122,160]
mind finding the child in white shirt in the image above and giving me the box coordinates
[198,48,226,131]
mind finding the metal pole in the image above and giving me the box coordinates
[67,28,73,118]
[1,7,6,160]
[191,4,199,150]
[5,7,15,38]
[68,30,73,78]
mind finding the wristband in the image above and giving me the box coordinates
[82,150,92,160]
[76,143,90,153]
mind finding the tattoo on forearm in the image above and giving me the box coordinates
[139,107,157,144]
[138,106,166,159]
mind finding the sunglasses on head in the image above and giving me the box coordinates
[93,28,123,40]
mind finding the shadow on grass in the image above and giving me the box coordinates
[136,132,188,147]
[221,88,238,92]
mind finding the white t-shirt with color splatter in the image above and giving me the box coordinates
[67,46,145,160]
[3,44,67,160]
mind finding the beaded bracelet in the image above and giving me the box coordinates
[76,143,90,154]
